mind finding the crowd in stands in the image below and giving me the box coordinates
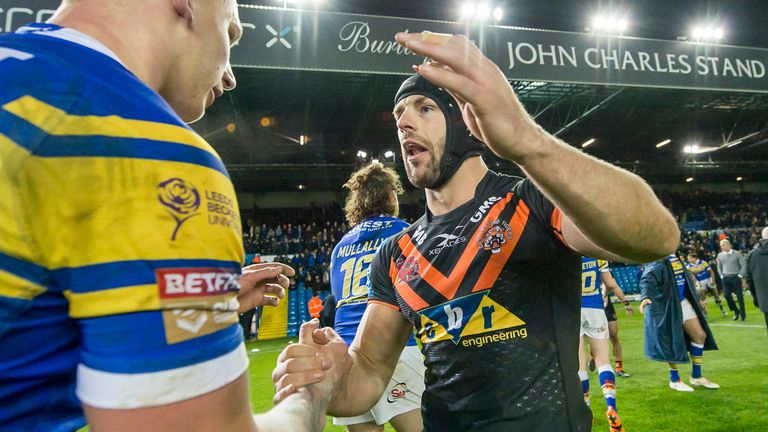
[241,190,768,272]
[657,190,768,260]
[241,203,424,294]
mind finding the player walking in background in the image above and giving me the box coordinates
[579,258,624,431]
[330,163,424,432]
[686,253,727,317]
[640,254,719,392]
[590,265,635,378]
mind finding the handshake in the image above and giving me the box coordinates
[271,319,352,408]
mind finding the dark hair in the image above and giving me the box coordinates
[343,162,404,226]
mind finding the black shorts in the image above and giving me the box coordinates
[604,300,617,322]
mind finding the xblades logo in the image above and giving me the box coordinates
[428,233,468,256]
[470,196,502,223]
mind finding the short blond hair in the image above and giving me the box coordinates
[343,163,403,226]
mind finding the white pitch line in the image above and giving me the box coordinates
[709,323,765,329]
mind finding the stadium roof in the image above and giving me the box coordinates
[194,1,768,192]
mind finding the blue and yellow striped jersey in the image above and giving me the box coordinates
[581,257,609,309]
[330,215,414,346]
[0,24,246,431]
[686,259,712,282]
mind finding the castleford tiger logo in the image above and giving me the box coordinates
[477,219,515,254]
[395,256,420,283]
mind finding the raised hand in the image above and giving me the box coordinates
[395,31,542,164]
[237,262,294,312]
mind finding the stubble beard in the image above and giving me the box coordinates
[405,155,441,189]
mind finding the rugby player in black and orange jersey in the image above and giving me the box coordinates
[272,32,679,431]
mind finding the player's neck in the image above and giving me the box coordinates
[48,3,170,92]
[425,156,488,216]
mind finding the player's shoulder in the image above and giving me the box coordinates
[0,31,82,103]
[485,171,526,193]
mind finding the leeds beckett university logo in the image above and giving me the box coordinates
[478,220,514,254]
[157,178,201,241]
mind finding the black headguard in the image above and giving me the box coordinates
[394,74,484,189]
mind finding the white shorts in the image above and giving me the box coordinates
[580,308,609,339]
[333,345,425,426]
[697,279,716,292]
[681,298,697,322]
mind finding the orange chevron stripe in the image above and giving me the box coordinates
[396,192,516,301]
[472,200,530,292]
[551,207,568,247]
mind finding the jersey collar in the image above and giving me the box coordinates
[16,23,124,66]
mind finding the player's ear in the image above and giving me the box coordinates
[171,0,194,28]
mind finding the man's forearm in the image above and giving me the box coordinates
[254,388,327,432]
[327,349,391,417]
[517,129,678,262]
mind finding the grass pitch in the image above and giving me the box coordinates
[247,299,768,431]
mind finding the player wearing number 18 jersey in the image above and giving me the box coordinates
[330,163,425,432]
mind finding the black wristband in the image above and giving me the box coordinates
[623,301,630,306]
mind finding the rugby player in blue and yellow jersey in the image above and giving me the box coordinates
[686,252,727,316]
[579,258,624,431]
[330,163,424,432]
[274,32,680,431]
[0,1,339,431]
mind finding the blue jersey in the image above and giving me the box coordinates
[581,257,609,309]
[686,259,712,282]
[669,255,688,301]
[0,24,246,431]
[330,216,414,346]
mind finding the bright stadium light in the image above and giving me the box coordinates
[492,6,503,22]
[686,177,694,183]
[590,14,629,34]
[372,158,380,164]
[683,145,692,153]
[581,138,596,148]
[477,4,491,20]
[460,2,475,20]
[656,139,671,148]
[384,150,395,158]
[691,144,700,153]
[298,184,306,190]
[690,23,725,42]
[592,16,606,31]
[357,150,367,158]
[736,176,743,182]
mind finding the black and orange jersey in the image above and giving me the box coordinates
[369,172,589,431]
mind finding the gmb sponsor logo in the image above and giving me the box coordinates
[387,382,409,403]
[469,196,502,223]
[157,177,240,241]
[417,290,528,348]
